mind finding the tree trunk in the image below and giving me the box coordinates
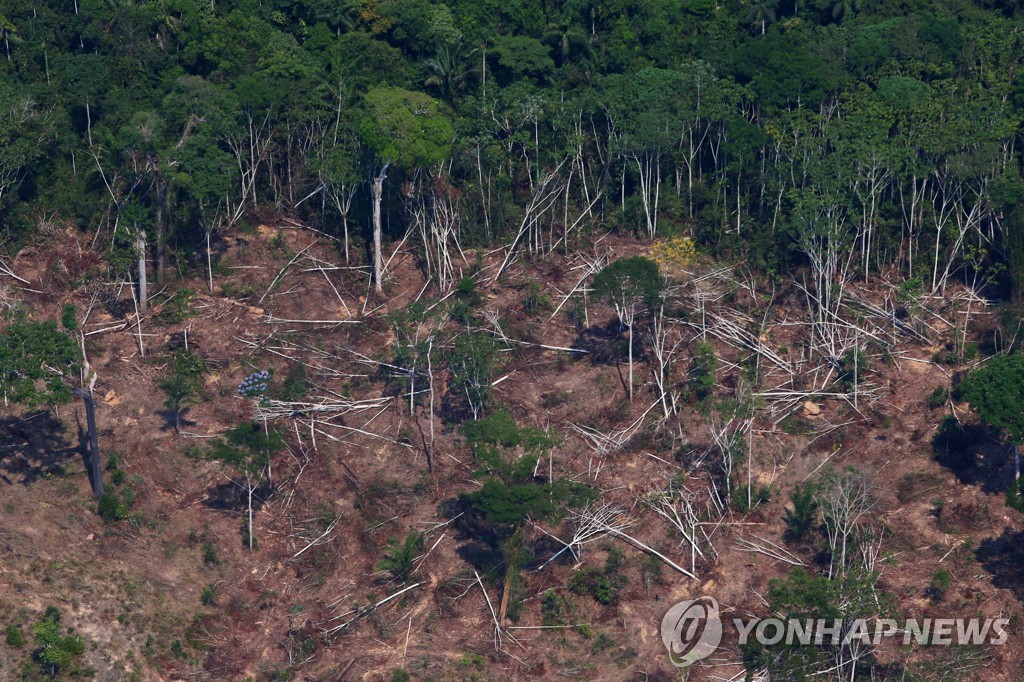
[72,389,103,498]
[137,231,148,312]
[498,567,513,628]
[155,179,167,284]
[372,163,390,294]
[206,229,214,294]
[627,321,634,401]
[247,473,254,551]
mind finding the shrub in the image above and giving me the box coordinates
[97,490,130,521]
[374,531,424,582]
[523,279,552,314]
[541,589,565,626]
[159,287,197,324]
[6,623,25,647]
[926,386,947,410]
[569,568,605,602]
[280,364,309,401]
[200,584,218,606]
[450,276,480,323]
[568,546,629,605]
[201,542,219,566]
[447,331,501,419]
[568,567,623,605]
[688,341,717,401]
[60,304,78,331]
[838,348,868,389]
[732,484,771,513]
[159,350,206,433]
[929,568,953,601]
[785,483,818,543]
[33,607,86,677]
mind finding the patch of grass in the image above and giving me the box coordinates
[159,287,197,324]
[779,414,813,435]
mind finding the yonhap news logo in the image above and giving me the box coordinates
[661,597,1009,668]
[660,597,723,668]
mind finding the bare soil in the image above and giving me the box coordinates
[1,224,1021,681]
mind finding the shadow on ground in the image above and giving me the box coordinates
[976,527,1024,602]
[0,410,80,486]
[931,417,1012,495]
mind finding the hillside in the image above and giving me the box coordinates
[0,222,1022,681]
[5,0,1024,678]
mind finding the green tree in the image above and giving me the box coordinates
[957,353,1024,483]
[447,330,500,420]
[360,86,452,293]
[591,257,663,400]
[784,483,819,543]
[159,373,196,434]
[207,423,286,550]
[33,607,86,678]
[0,320,100,496]
[0,321,80,407]
[460,412,595,528]
[458,412,595,625]
[688,340,718,402]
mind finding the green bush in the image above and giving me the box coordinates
[447,331,501,419]
[732,484,771,513]
[200,584,219,606]
[60,304,78,331]
[568,568,622,605]
[568,547,629,605]
[374,531,424,582]
[838,348,868,388]
[929,568,953,601]
[450,277,480,323]
[523,279,552,314]
[541,589,565,626]
[159,287,197,324]
[926,386,947,410]
[779,414,813,435]
[688,341,717,402]
[33,607,86,677]
[97,490,130,521]
[201,542,219,566]
[5,623,25,647]
[280,364,309,401]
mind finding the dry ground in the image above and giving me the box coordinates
[0,223,1021,681]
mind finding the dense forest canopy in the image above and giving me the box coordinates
[3,0,1024,298]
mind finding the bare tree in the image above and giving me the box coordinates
[815,467,876,579]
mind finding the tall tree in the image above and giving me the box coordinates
[207,423,286,550]
[359,86,452,293]
[0,321,103,497]
[591,256,663,400]
[958,353,1024,481]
